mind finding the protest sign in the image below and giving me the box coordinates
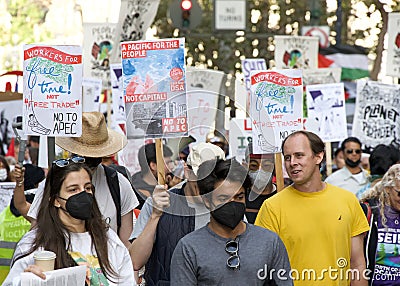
[110,63,126,125]
[0,182,16,213]
[229,118,252,163]
[23,45,82,137]
[250,69,303,154]
[121,38,188,139]
[274,36,319,69]
[241,59,267,112]
[302,68,341,86]
[386,13,400,77]
[0,99,22,155]
[352,80,400,148]
[82,78,101,112]
[305,83,347,142]
[186,68,223,142]
[83,23,116,93]
[110,0,161,64]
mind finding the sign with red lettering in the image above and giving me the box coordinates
[121,38,188,139]
[229,118,253,162]
[250,69,303,153]
[23,45,82,137]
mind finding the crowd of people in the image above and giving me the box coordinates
[0,111,400,285]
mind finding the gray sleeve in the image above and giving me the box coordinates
[270,235,293,286]
[170,239,197,286]
[129,197,153,241]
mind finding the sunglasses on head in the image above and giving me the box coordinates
[345,149,362,155]
[225,239,240,270]
[53,156,85,168]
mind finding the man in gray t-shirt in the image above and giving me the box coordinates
[129,143,226,285]
[171,158,292,286]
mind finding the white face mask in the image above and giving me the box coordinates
[0,169,8,181]
[249,170,272,191]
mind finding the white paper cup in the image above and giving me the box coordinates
[33,250,56,272]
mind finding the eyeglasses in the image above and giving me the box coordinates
[53,156,85,168]
[225,239,240,270]
[345,149,362,155]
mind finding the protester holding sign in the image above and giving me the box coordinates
[24,112,139,248]
[129,143,225,285]
[3,158,134,285]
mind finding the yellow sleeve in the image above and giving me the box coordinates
[351,196,370,237]
[254,199,280,234]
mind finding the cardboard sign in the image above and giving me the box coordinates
[23,45,82,137]
[121,38,188,139]
[229,118,252,163]
[274,36,319,69]
[250,69,303,153]
[352,80,400,147]
[305,83,347,142]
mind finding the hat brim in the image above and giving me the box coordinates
[55,129,127,158]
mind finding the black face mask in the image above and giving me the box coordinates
[211,201,245,229]
[84,157,102,170]
[58,191,94,220]
[345,158,361,168]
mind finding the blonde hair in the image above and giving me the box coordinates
[361,163,400,228]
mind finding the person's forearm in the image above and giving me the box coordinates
[350,264,368,286]
[129,214,160,270]
[120,212,133,248]
[13,184,31,220]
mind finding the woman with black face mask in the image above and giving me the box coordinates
[3,158,134,285]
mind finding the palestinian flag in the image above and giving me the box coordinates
[319,45,369,81]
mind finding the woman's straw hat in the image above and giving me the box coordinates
[55,112,127,157]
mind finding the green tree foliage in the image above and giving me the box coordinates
[152,0,399,80]
[1,0,52,69]
[153,0,327,75]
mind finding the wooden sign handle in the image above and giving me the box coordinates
[155,138,165,185]
[275,153,284,192]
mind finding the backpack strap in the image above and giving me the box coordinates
[103,165,121,235]
[361,201,372,224]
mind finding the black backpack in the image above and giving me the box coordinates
[103,165,122,235]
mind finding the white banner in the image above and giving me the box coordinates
[305,83,347,142]
[110,0,161,64]
[82,78,102,112]
[352,80,400,148]
[186,68,224,142]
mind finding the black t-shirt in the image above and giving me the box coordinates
[245,189,277,224]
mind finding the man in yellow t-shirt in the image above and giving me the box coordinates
[255,131,369,286]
